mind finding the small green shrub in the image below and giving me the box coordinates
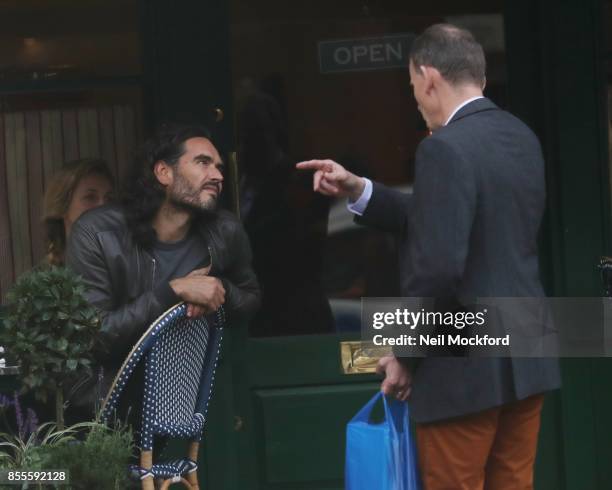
[0,266,100,428]
[0,421,134,489]
[30,422,134,489]
[0,421,79,470]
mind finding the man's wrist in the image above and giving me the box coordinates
[347,176,366,202]
[169,278,183,297]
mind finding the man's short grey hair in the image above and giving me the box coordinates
[409,23,486,87]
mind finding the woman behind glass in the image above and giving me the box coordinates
[42,158,114,266]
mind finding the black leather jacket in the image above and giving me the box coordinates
[64,204,260,413]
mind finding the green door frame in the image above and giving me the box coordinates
[506,1,612,488]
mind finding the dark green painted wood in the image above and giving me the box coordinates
[222,326,383,489]
[140,0,235,151]
[507,1,612,489]
[197,325,383,489]
[534,392,564,490]
[543,2,611,489]
[247,334,379,388]
[201,333,242,490]
[255,383,378,485]
[505,6,567,489]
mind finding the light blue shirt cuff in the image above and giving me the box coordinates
[347,178,373,216]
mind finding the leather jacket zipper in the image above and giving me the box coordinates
[204,228,217,274]
[207,245,214,272]
[151,257,157,287]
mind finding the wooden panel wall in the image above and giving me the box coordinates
[0,102,141,300]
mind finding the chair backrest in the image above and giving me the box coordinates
[101,303,224,451]
[141,305,224,449]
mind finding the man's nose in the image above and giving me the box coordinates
[210,166,224,181]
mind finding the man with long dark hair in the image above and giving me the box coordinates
[299,24,560,489]
[65,122,260,417]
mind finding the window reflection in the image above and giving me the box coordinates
[230,1,506,336]
[238,90,334,336]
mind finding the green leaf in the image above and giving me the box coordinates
[56,338,68,352]
[2,265,98,404]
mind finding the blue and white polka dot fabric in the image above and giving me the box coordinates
[101,302,224,483]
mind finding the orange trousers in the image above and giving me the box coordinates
[416,395,544,490]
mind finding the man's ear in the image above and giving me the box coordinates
[422,66,439,94]
[153,160,173,186]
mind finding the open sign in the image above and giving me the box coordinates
[318,33,415,73]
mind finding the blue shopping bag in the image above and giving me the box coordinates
[345,392,421,490]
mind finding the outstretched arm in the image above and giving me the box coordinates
[295,159,366,200]
[356,181,413,233]
[296,159,412,233]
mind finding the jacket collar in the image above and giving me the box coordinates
[447,97,499,125]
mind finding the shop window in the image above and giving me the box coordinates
[229,0,507,336]
[0,1,142,297]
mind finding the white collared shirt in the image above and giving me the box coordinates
[444,96,484,126]
[347,96,484,215]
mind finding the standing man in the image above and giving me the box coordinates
[298,24,560,489]
[65,122,260,417]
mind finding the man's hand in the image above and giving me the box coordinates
[376,354,412,402]
[296,159,365,201]
[189,265,211,276]
[170,267,225,318]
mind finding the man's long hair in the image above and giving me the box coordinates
[122,122,214,249]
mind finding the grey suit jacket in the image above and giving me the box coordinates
[358,98,561,423]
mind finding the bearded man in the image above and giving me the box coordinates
[65,122,260,418]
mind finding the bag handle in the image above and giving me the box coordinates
[350,391,384,423]
[351,391,408,430]
[382,392,408,435]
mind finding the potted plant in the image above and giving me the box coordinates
[0,265,100,429]
[0,267,136,488]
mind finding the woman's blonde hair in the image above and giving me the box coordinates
[42,158,114,266]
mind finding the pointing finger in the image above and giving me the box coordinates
[296,160,330,171]
[298,160,337,173]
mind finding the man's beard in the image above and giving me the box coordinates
[168,173,220,217]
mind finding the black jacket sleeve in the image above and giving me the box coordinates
[355,182,413,233]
